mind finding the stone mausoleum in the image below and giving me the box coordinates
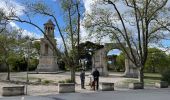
[37,19,59,72]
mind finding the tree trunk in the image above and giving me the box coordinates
[138,67,144,83]
[152,65,156,73]
[70,65,75,83]
[6,62,10,81]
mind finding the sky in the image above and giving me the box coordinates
[0,0,170,55]
[0,0,94,47]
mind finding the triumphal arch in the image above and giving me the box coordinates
[92,43,138,78]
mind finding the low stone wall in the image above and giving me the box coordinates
[99,82,114,91]
[155,81,169,88]
[58,83,75,93]
[129,82,144,89]
[2,85,25,96]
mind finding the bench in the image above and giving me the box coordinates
[100,82,114,91]
[155,81,169,88]
[129,82,144,89]
[58,83,75,93]
[2,85,25,96]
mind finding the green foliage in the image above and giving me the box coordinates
[29,58,38,71]
[161,69,170,84]
[58,80,65,83]
[0,29,40,72]
[7,54,28,72]
[32,41,40,55]
[61,0,72,11]
[42,80,51,85]
[108,52,125,72]
[145,48,169,73]
[58,79,74,83]
[115,53,125,72]
[65,78,74,83]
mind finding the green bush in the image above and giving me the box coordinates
[65,79,73,83]
[29,59,38,71]
[58,79,74,83]
[161,69,170,84]
[58,80,65,83]
[42,80,50,85]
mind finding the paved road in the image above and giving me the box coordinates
[1,88,170,100]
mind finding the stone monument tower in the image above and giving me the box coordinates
[37,19,58,72]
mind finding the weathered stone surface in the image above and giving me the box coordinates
[99,82,114,91]
[92,43,139,78]
[155,81,169,88]
[129,82,144,89]
[58,83,75,93]
[2,85,25,96]
[37,19,58,72]
[92,48,108,76]
[37,56,58,72]
[124,59,138,78]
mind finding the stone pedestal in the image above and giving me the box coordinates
[92,48,108,76]
[37,56,58,72]
[58,83,75,93]
[99,82,114,91]
[129,82,144,89]
[123,58,138,78]
[155,81,169,88]
[2,85,25,96]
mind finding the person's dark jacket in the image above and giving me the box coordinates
[92,70,100,80]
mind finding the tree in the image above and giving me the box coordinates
[60,0,82,81]
[115,53,125,72]
[145,48,169,73]
[0,29,20,80]
[0,10,7,33]
[84,0,170,84]
[1,0,83,82]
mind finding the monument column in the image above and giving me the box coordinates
[37,19,59,72]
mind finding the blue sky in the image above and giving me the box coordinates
[14,0,64,39]
[1,0,170,54]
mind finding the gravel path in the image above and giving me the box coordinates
[0,72,129,96]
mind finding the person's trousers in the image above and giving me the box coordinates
[81,79,85,88]
[94,78,99,90]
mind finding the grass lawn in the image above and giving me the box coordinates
[116,73,161,88]
[144,73,161,86]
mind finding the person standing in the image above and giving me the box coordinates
[80,69,85,89]
[92,68,100,90]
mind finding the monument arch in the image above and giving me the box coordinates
[92,43,138,77]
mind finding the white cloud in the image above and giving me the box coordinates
[81,0,113,44]
[9,21,42,39]
[0,0,42,39]
[0,0,25,16]
[149,43,170,54]
[83,0,94,13]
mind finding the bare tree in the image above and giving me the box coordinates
[1,0,83,82]
[84,0,170,84]
[0,10,8,33]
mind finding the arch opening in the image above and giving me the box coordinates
[106,49,125,72]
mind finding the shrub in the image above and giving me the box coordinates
[161,68,170,84]
[58,80,65,83]
[42,80,50,85]
[65,79,73,83]
[29,59,38,71]
[58,79,74,83]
